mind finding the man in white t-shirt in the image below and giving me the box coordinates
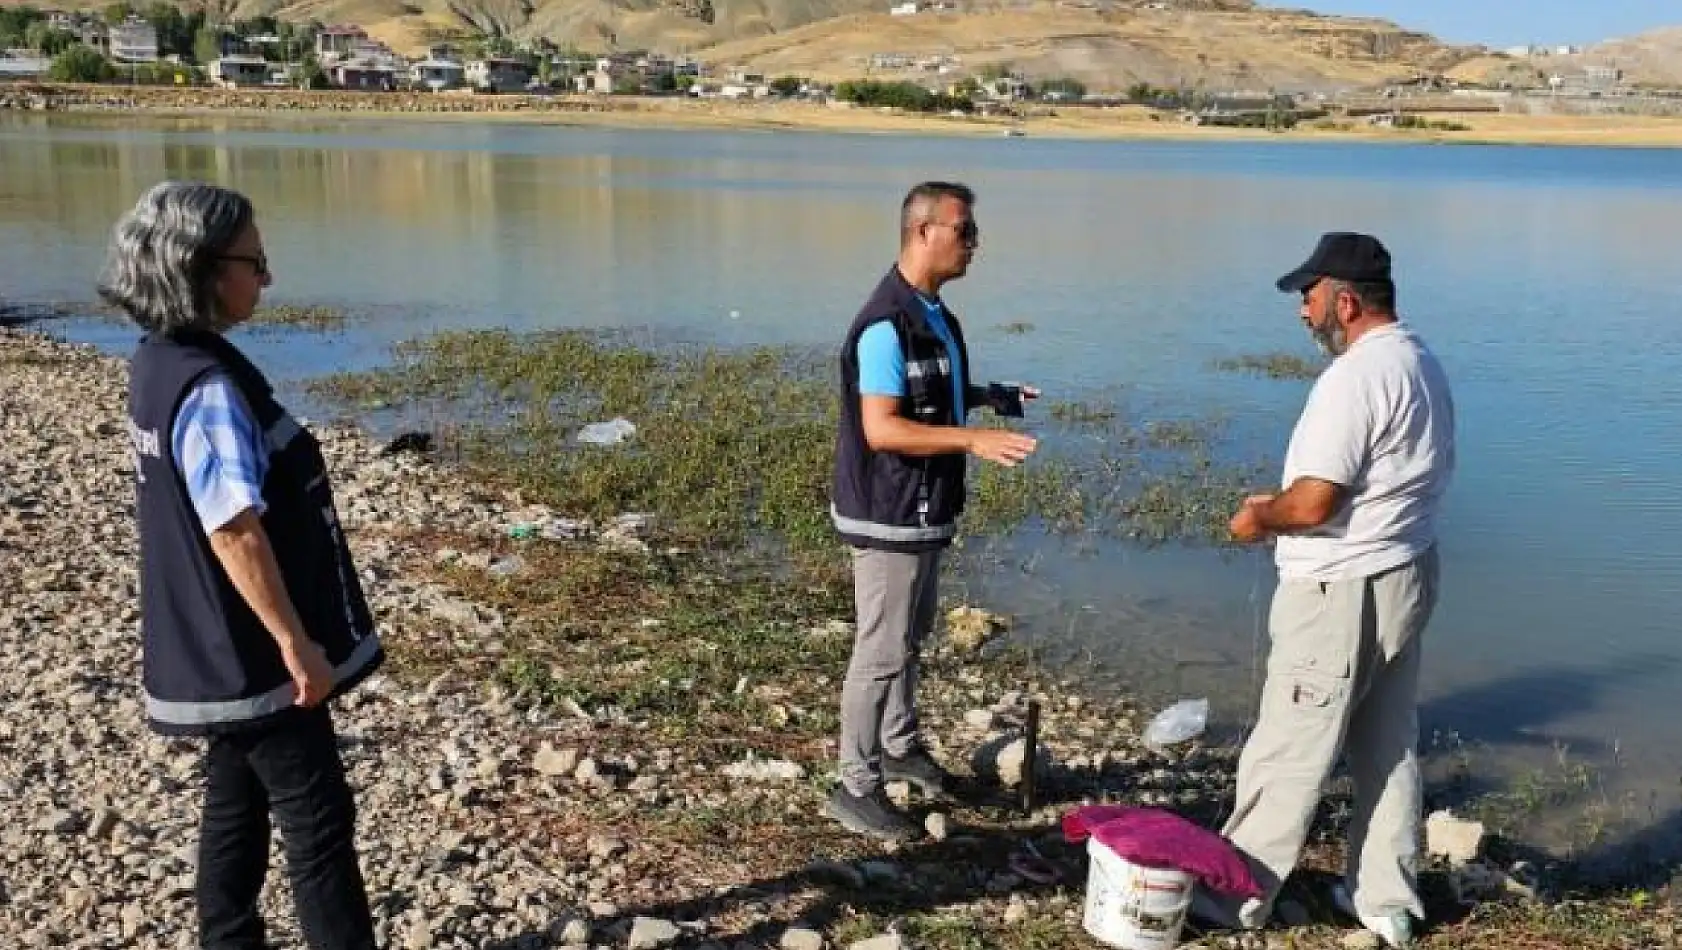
[1201,233,1456,948]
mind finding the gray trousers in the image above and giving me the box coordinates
[838,546,941,797]
[1220,548,1440,922]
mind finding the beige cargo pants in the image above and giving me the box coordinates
[1219,547,1440,923]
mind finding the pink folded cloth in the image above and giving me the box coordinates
[1062,805,1262,899]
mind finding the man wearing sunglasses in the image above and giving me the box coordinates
[1207,233,1457,947]
[827,181,1040,840]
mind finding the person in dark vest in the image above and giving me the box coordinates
[828,181,1041,840]
[99,181,383,950]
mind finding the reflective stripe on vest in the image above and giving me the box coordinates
[830,503,957,543]
[144,632,382,727]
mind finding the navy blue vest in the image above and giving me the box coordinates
[128,331,382,735]
[831,266,975,552]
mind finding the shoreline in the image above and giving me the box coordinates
[8,82,1682,149]
[1,326,1672,948]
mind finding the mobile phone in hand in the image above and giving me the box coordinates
[989,383,1025,418]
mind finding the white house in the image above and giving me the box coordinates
[108,16,158,64]
[890,2,922,14]
[410,56,465,91]
[210,55,269,87]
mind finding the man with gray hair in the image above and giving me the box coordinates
[1208,233,1456,948]
[827,181,1040,840]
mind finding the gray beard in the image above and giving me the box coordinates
[1310,319,1348,357]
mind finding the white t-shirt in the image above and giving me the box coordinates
[1274,324,1456,581]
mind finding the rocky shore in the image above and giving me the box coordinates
[1,329,1670,949]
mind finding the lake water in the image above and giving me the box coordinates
[5,112,1682,861]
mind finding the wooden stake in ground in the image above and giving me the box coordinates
[1022,698,1040,814]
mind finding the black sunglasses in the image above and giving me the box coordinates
[219,253,269,276]
[926,219,980,244]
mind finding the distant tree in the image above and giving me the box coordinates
[145,3,189,57]
[51,45,116,82]
[25,21,78,56]
[951,76,982,100]
[648,71,679,93]
[768,75,803,97]
[834,79,971,113]
[1039,76,1085,99]
[0,7,47,48]
[103,2,134,25]
[612,75,642,95]
[193,24,220,65]
[298,53,329,89]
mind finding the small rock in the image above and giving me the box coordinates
[721,757,806,782]
[587,835,628,861]
[575,758,600,783]
[1003,897,1028,924]
[945,606,1006,653]
[1426,810,1486,867]
[551,918,591,944]
[404,919,434,950]
[41,809,80,834]
[780,927,825,950]
[962,709,996,730]
[87,808,121,841]
[1340,931,1383,950]
[119,902,146,939]
[924,812,950,842]
[628,916,682,950]
[533,745,579,777]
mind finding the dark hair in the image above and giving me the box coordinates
[1328,278,1396,313]
[97,181,255,334]
[900,181,975,242]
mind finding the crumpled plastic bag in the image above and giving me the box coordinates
[575,417,636,445]
[1143,698,1209,750]
[1063,804,1261,899]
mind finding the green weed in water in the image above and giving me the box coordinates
[1214,352,1325,381]
[312,329,1269,564]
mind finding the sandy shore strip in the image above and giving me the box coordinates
[0,328,1671,949]
[7,83,1682,149]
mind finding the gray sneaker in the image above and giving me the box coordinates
[827,786,921,842]
[1332,884,1414,948]
[882,748,953,798]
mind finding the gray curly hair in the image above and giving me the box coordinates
[97,181,255,334]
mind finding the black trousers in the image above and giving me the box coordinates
[196,705,375,950]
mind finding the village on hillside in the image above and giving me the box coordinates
[2,0,1681,125]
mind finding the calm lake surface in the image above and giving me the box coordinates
[6,112,1682,857]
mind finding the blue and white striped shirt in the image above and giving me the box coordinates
[171,373,268,533]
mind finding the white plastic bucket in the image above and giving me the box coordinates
[1082,837,1194,950]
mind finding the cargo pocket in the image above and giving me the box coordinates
[1269,580,1353,716]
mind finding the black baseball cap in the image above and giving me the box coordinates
[1275,232,1392,293]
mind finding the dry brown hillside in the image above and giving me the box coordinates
[1584,26,1682,86]
[696,3,1474,91]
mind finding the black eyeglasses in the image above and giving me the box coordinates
[219,254,269,276]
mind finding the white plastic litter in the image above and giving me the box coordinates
[1143,698,1209,750]
[575,417,636,445]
